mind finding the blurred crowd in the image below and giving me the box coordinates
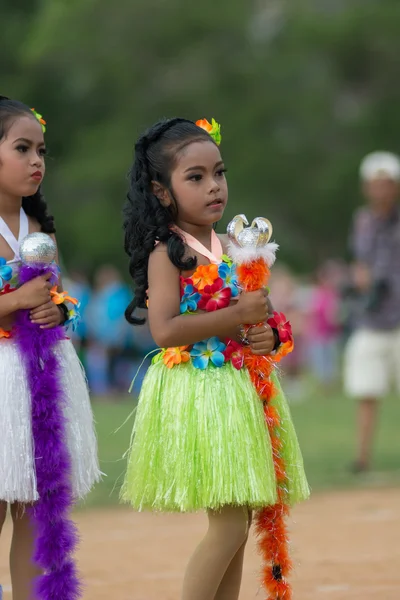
[64,265,157,397]
[269,260,350,399]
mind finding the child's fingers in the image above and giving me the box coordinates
[30,301,53,316]
[250,345,272,356]
[247,325,265,338]
[31,307,60,324]
[31,309,55,322]
[247,324,274,343]
[250,340,274,353]
[32,317,57,325]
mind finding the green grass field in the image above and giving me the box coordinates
[82,387,400,509]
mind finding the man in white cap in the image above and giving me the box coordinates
[345,151,400,472]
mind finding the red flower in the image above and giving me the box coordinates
[0,284,16,296]
[267,311,293,344]
[223,340,244,370]
[198,277,231,312]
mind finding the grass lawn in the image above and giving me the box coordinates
[81,388,400,509]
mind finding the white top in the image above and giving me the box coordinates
[0,207,29,265]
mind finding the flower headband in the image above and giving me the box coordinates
[196,118,221,145]
[31,108,46,133]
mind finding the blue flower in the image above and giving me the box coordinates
[0,258,12,291]
[190,337,226,369]
[65,303,82,332]
[218,262,239,298]
[180,281,201,314]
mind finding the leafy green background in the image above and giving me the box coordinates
[3,1,400,274]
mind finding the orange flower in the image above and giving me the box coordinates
[50,286,79,306]
[195,118,221,145]
[196,118,212,132]
[192,263,219,291]
[0,328,11,339]
[163,346,190,369]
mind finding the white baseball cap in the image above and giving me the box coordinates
[360,151,400,182]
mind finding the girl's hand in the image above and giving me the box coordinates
[30,300,63,329]
[15,274,53,309]
[235,289,269,325]
[247,324,275,355]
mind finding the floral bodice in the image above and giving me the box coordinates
[179,255,238,314]
[155,255,246,371]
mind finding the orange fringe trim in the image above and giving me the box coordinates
[237,260,270,291]
[238,257,292,599]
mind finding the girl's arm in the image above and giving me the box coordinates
[148,246,268,348]
[0,292,22,319]
[0,273,53,320]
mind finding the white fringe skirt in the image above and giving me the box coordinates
[0,338,101,503]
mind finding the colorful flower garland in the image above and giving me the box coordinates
[239,262,293,600]
[228,217,294,600]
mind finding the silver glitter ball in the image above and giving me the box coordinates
[227,214,273,248]
[237,228,261,247]
[19,233,56,265]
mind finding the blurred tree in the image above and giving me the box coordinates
[2,0,400,272]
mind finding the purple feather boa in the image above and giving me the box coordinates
[14,263,81,600]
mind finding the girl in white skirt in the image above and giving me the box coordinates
[0,96,100,599]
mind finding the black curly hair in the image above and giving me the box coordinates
[124,117,217,325]
[0,95,55,234]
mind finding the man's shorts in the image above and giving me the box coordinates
[344,327,400,398]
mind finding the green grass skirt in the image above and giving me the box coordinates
[121,361,309,511]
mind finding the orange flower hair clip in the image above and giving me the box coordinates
[196,118,221,145]
[31,108,46,133]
